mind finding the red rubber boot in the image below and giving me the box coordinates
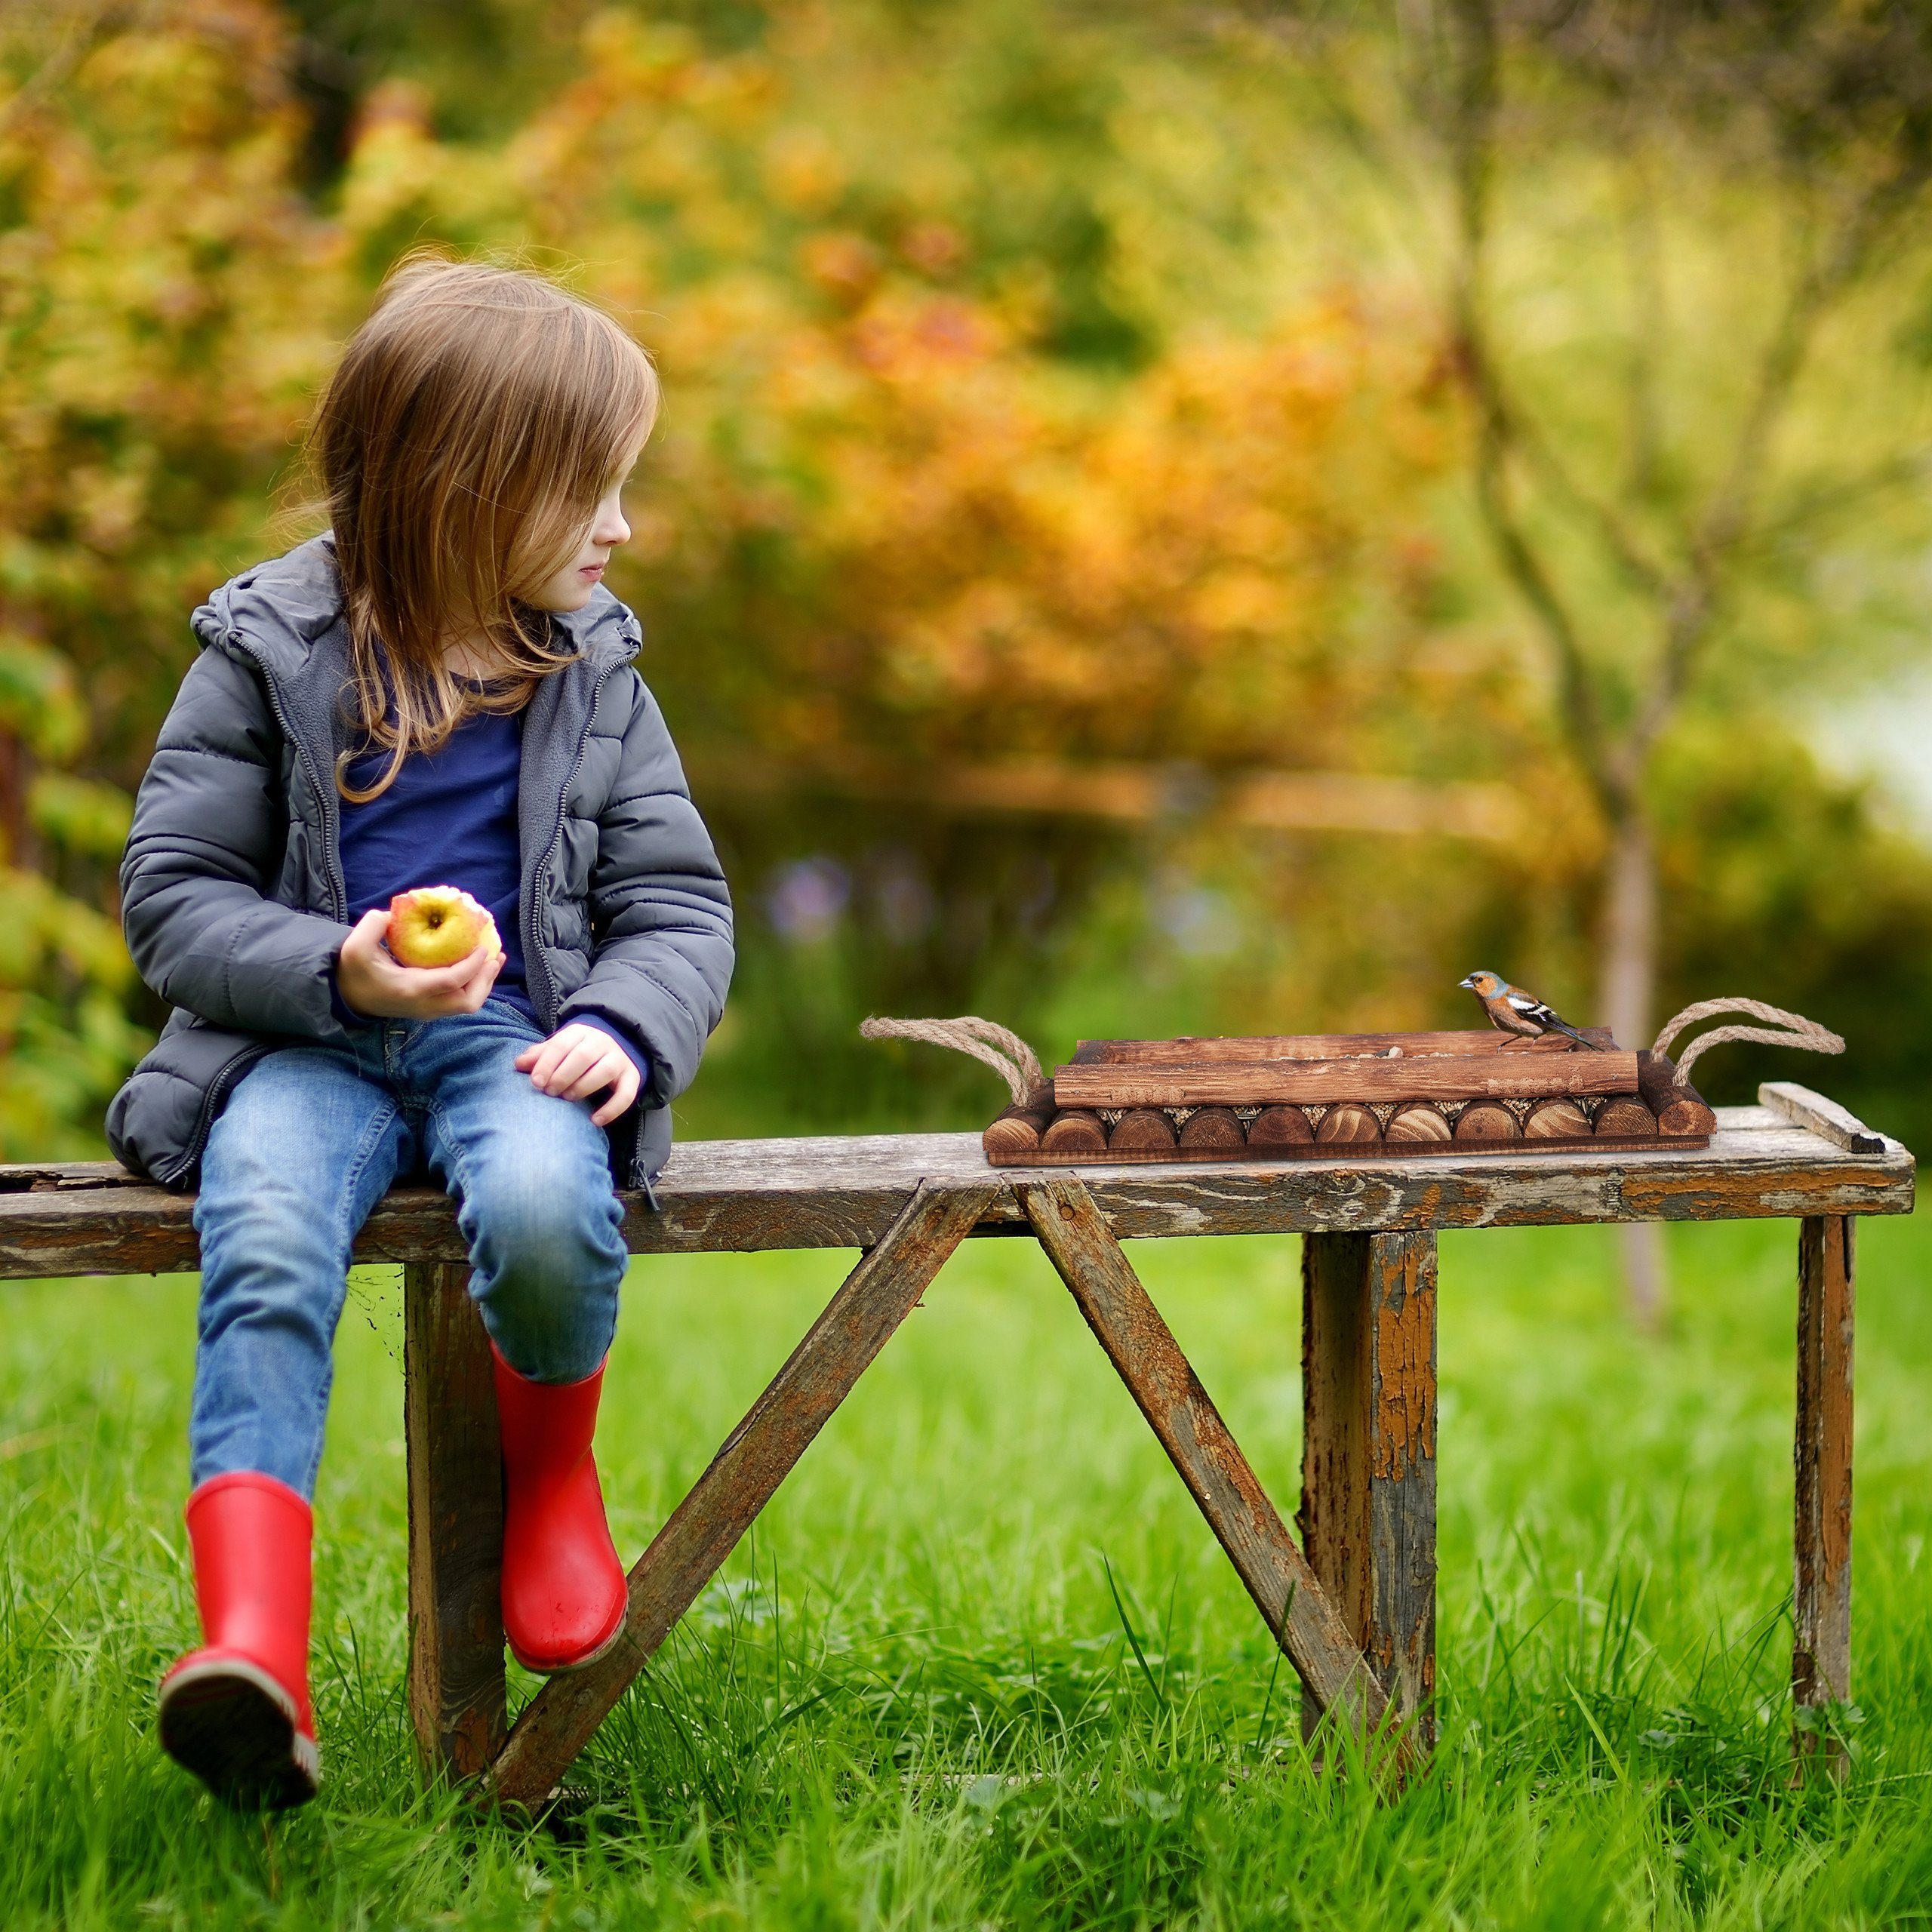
[493,1345,628,1673]
[158,1472,319,1810]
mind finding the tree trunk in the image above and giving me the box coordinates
[1600,804,1657,1048]
[1600,802,1668,1328]
[0,728,32,871]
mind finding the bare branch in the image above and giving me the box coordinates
[1439,0,1622,817]
[1743,446,1932,552]
[1632,149,1932,756]
[1619,154,1667,504]
[1505,389,1674,601]
[1469,396,1623,817]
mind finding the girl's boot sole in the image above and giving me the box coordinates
[158,1657,319,1811]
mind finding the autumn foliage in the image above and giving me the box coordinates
[2,0,1927,1151]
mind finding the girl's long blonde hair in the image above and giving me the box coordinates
[312,254,659,801]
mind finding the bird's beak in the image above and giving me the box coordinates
[1457,975,1475,989]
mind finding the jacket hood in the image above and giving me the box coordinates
[191,534,644,681]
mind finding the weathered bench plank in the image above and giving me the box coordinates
[0,1090,1911,1801]
[0,1106,1913,1280]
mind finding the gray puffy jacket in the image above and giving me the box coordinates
[106,536,734,1192]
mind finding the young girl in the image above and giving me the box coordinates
[106,257,734,1809]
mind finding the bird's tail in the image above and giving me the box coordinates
[1545,1014,1604,1051]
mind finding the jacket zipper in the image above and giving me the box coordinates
[525,657,623,1032]
[159,1041,272,1188]
[524,655,660,1198]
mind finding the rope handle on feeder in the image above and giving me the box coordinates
[1649,997,1844,1088]
[858,1015,1045,1106]
[862,998,1846,1098]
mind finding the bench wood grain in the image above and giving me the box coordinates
[0,1108,1913,1281]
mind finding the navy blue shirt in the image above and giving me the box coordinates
[335,707,648,1084]
[341,708,533,1017]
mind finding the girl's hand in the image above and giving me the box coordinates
[335,908,502,1019]
[515,1023,641,1126]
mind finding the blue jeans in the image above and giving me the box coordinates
[189,998,629,1498]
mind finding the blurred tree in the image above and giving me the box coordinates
[0,0,1503,1142]
[7,0,1932,1179]
[1423,0,1932,1320]
[0,0,330,1152]
[1236,0,1932,1316]
[1418,0,1932,1054]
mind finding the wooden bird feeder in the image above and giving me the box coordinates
[982,1027,1716,1166]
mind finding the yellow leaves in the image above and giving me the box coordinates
[0,977,150,1159]
[847,292,1003,383]
[0,0,1529,1141]
[0,866,129,991]
[0,0,317,1146]
[901,222,968,281]
[338,85,523,263]
[801,232,883,309]
[1186,568,1293,641]
[578,12,703,90]
[683,288,1455,765]
[764,128,847,218]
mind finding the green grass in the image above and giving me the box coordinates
[2,1211,1930,1928]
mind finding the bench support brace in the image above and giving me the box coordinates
[481,1177,999,1810]
[1018,1179,1404,1760]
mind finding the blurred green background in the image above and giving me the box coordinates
[5,0,1931,1157]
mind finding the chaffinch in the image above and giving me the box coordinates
[1459,970,1604,1049]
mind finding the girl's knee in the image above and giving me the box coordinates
[475,1260,620,1383]
[468,1161,622,1278]
[463,1161,624,1382]
[466,1152,622,1290]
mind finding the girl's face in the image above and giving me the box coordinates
[527,469,635,614]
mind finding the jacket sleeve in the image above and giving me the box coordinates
[119,644,358,1044]
[559,672,734,1106]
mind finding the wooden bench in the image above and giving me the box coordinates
[0,1080,1913,1799]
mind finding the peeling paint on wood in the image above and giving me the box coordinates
[0,1095,1912,1810]
[0,1109,1912,1280]
[1762,1084,1886,1156]
[1300,1232,1437,1753]
[1794,1214,1854,1782]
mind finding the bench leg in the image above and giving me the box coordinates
[404,1260,507,1781]
[485,1178,998,1809]
[1298,1231,1438,1755]
[1794,1214,1854,1779]
[1017,1179,1392,1753]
